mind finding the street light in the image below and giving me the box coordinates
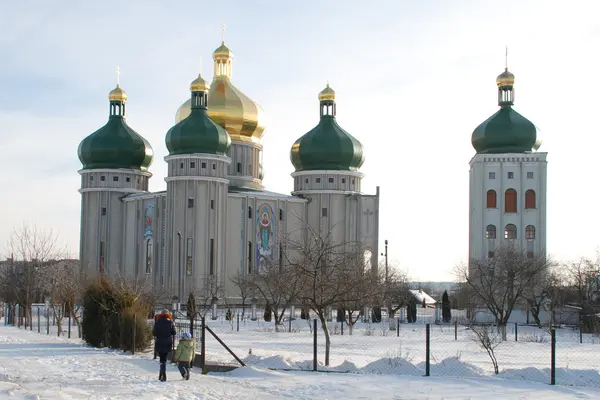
[177,231,182,302]
[380,239,388,283]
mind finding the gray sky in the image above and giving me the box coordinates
[1,0,599,280]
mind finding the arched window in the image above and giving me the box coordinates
[363,250,372,273]
[525,225,536,240]
[504,224,517,240]
[485,225,496,239]
[145,239,153,274]
[505,189,517,213]
[486,190,497,208]
[525,190,536,209]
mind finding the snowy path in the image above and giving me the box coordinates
[0,326,599,399]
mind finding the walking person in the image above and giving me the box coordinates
[173,332,195,380]
[153,309,176,382]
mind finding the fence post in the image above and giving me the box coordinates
[200,317,206,371]
[454,320,457,340]
[550,328,556,385]
[341,320,343,336]
[68,311,71,339]
[313,319,318,372]
[425,323,430,377]
[37,308,40,333]
[514,323,518,342]
[132,314,136,356]
[289,315,292,333]
[29,307,33,331]
[579,324,583,344]
[46,307,50,335]
[237,314,240,332]
[397,318,400,337]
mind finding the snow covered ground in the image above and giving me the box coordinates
[1,324,600,399]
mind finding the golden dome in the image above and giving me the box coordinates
[108,84,128,102]
[175,41,265,143]
[213,42,233,59]
[318,83,336,101]
[496,68,515,87]
[190,73,209,92]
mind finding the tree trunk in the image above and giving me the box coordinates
[498,323,507,341]
[530,306,542,328]
[318,312,331,366]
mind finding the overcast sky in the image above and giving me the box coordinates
[1,0,599,281]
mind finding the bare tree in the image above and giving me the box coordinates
[384,266,410,319]
[338,262,382,335]
[254,257,302,330]
[455,246,550,340]
[0,223,67,328]
[284,224,371,366]
[229,272,255,320]
[470,324,502,374]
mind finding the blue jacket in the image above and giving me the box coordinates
[153,313,176,353]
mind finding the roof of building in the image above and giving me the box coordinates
[409,289,437,305]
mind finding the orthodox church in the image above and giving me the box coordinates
[468,66,547,267]
[77,40,381,303]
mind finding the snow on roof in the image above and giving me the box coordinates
[409,289,437,305]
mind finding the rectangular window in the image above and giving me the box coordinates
[322,208,328,217]
[126,177,130,183]
[342,178,346,183]
[352,179,355,184]
[99,241,105,273]
[188,198,194,208]
[507,172,514,179]
[488,172,496,179]
[146,239,153,274]
[101,207,106,216]
[527,251,534,259]
[209,239,215,275]
[248,206,252,218]
[180,162,184,168]
[305,178,308,183]
[186,238,193,275]
[316,178,321,183]
[212,163,216,170]
[279,209,283,220]
[113,176,118,182]
[190,161,195,168]
[488,251,495,259]
[248,241,253,274]
[210,200,215,209]
[279,244,283,269]
[527,171,534,179]
[237,162,242,173]
[100,176,105,182]
[201,162,206,168]
[90,175,94,181]
[328,177,334,183]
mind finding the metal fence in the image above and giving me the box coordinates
[5,302,600,388]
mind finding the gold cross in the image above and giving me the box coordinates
[116,65,121,85]
[221,22,226,43]
[505,46,508,71]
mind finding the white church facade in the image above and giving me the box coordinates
[77,41,380,304]
[468,67,547,265]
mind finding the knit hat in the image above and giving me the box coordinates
[161,309,170,315]
[182,332,192,339]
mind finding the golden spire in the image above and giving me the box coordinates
[190,72,209,92]
[108,65,128,102]
[213,24,233,78]
[496,47,515,87]
[318,83,336,101]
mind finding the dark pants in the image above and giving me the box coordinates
[178,362,190,379]
[158,352,168,364]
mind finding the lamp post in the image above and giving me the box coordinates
[384,239,388,284]
[177,231,182,302]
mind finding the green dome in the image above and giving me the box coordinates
[471,106,539,154]
[78,94,153,171]
[166,90,231,156]
[291,116,364,172]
